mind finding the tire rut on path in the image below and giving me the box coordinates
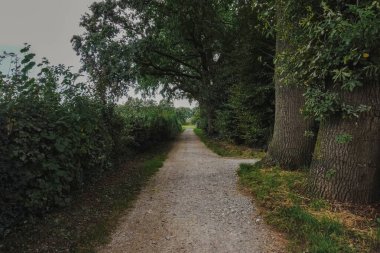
[99,129,284,253]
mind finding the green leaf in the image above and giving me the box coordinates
[21,62,36,73]
[21,53,36,64]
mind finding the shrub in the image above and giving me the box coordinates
[116,99,181,150]
[0,47,181,237]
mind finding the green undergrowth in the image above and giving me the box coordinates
[0,142,172,253]
[193,128,265,159]
[238,162,380,253]
[182,125,196,130]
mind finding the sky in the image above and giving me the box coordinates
[0,0,193,108]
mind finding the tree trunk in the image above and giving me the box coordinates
[265,0,317,169]
[309,83,380,204]
[266,85,317,168]
[205,106,215,136]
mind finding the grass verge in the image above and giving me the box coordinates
[182,124,196,130]
[0,141,173,253]
[238,162,380,253]
[193,128,265,159]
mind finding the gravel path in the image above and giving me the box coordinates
[99,129,284,253]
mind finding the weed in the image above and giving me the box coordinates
[335,133,353,144]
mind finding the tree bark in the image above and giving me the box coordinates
[265,0,317,169]
[204,106,216,136]
[309,83,380,204]
[266,85,317,169]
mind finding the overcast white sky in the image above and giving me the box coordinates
[0,0,192,107]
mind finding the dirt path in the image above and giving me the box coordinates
[99,129,283,253]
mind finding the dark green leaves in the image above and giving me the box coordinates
[282,1,380,120]
[21,53,36,64]
[0,47,183,236]
[21,62,36,74]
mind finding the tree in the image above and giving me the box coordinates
[211,1,275,148]
[175,107,194,125]
[73,0,236,135]
[264,0,318,169]
[286,2,380,203]
[71,0,132,105]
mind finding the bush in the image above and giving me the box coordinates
[214,83,274,148]
[0,47,181,237]
[175,107,194,125]
[116,99,181,150]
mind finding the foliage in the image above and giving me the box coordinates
[238,163,379,252]
[191,107,208,130]
[215,83,274,148]
[182,125,195,130]
[335,133,353,144]
[197,1,275,145]
[0,47,114,236]
[282,1,380,120]
[175,107,194,125]
[71,1,132,104]
[190,107,201,126]
[1,141,172,252]
[194,128,265,159]
[72,0,232,107]
[116,98,181,150]
[0,47,181,237]
[73,0,275,142]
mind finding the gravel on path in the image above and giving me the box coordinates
[99,129,284,253]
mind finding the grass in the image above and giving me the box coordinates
[193,128,265,159]
[182,124,196,130]
[1,142,172,253]
[238,162,380,253]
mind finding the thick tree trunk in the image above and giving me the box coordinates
[205,106,216,136]
[266,85,317,168]
[197,99,215,136]
[265,0,317,169]
[309,83,380,204]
